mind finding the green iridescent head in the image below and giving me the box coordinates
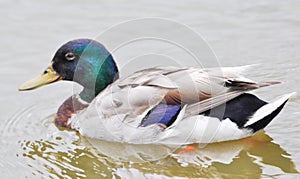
[19,39,119,102]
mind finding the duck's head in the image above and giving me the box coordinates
[19,39,119,102]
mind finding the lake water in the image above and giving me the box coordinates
[1,0,300,178]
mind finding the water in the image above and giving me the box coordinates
[1,0,300,178]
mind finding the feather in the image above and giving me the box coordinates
[183,81,280,118]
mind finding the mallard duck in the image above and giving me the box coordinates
[19,39,294,145]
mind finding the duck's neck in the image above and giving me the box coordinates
[55,54,119,129]
[76,54,119,103]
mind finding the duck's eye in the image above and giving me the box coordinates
[65,52,76,61]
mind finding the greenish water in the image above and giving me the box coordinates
[1,0,300,178]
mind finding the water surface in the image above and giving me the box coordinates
[1,0,300,178]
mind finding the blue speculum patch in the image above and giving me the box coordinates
[141,104,181,127]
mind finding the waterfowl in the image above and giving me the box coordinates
[19,39,294,145]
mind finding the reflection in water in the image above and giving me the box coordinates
[18,129,299,178]
[18,127,115,178]
[20,140,114,178]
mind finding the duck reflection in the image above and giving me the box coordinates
[19,130,299,178]
[170,131,299,178]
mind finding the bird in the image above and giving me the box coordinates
[19,39,294,145]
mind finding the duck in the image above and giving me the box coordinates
[19,39,294,145]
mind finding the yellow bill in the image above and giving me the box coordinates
[19,66,62,91]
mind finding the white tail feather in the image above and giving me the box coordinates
[244,92,296,127]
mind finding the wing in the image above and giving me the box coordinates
[91,65,277,125]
